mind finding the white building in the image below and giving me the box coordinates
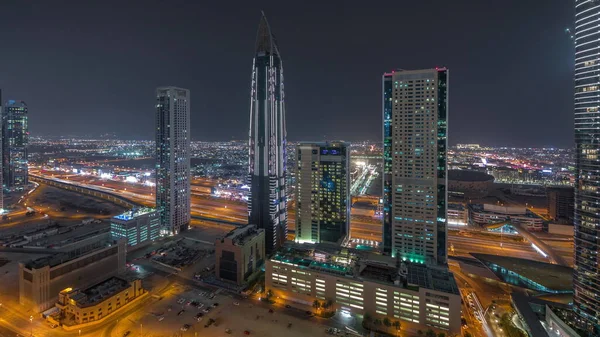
[155,87,191,235]
[382,68,449,265]
[110,208,160,247]
[468,204,543,232]
[266,243,461,335]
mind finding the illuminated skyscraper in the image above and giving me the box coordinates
[155,87,191,236]
[2,99,28,189]
[248,13,287,254]
[0,90,3,210]
[295,141,350,244]
[382,68,448,265]
[573,1,600,334]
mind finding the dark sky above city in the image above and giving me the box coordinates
[0,1,573,147]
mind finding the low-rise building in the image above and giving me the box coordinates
[56,277,144,325]
[447,202,468,226]
[469,204,543,231]
[110,208,159,247]
[19,234,126,312]
[215,225,265,285]
[265,243,461,334]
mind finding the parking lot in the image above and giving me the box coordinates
[114,282,354,337]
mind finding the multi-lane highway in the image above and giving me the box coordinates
[29,168,565,265]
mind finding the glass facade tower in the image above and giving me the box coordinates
[248,13,287,254]
[2,99,28,189]
[295,141,350,244]
[574,1,600,334]
[155,87,191,236]
[382,68,448,265]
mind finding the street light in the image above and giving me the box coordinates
[29,315,33,337]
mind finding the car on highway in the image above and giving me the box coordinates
[158,316,165,322]
[181,324,190,331]
[285,304,291,308]
[123,331,131,337]
[203,307,211,313]
[233,301,240,306]
[213,302,219,307]
[177,298,186,304]
[177,309,186,316]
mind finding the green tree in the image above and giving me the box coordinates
[312,300,321,311]
[464,332,472,337]
[437,333,446,337]
[324,298,333,311]
[417,330,423,336]
[265,289,273,300]
[373,319,382,326]
[383,317,392,327]
[425,329,436,337]
[393,320,401,331]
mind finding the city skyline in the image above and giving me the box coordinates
[0,1,573,147]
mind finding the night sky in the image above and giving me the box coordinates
[0,1,574,147]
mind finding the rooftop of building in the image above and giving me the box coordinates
[68,277,132,307]
[272,242,459,295]
[471,253,573,293]
[27,222,109,248]
[112,207,156,222]
[222,224,264,246]
[297,141,349,148]
[447,203,465,211]
[23,235,117,270]
[468,204,541,219]
[448,169,494,182]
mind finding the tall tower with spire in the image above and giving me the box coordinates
[248,13,287,254]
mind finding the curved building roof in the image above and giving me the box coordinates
[471,253,573,293]
[448,169,494,182]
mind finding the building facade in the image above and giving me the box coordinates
[468,204,543,232]
[574,1,600,334]
[56,277,144,325]
[295,141,350,244]
[215,225,265,285]
[266,244,461,334]
[248,13,288,254]
[546,187,574,224]
[110,208,159,247]
[155,87,191,236]
[19,236,126,312]
[382,68,449,265]
[2,99,28,189]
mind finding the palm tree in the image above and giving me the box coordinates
[393,320,401,336]
[324,299,333,311]
[383,317,391,328]
[363,313,372,325]
[312,299,321,311]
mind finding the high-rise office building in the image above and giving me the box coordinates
[574,1,600,334]
[546,187,574,224]
[2,99,28,189]
[382,68,448,265]
[248,13,287,254]
[295,141,350,244]
[0,90,3,211]
[155,87,191,236]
